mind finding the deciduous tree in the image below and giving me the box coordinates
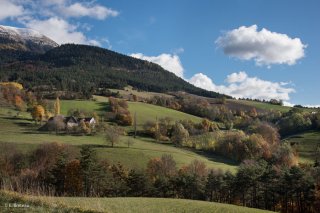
[54,97,61,115]
[31,105,45,124]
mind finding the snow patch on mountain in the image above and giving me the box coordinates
[0,25,58,52]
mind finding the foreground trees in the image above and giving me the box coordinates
[0,143,319,212]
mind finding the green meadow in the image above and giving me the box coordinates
[0,99,237,172]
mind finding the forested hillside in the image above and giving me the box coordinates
[0,44,226,99]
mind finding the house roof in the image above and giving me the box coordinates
[48,115,65,121]
[78,117,95,122]
[65,116,78,123]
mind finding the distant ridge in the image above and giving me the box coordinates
[0,25,58,53]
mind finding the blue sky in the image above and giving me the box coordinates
[1,0,319,106]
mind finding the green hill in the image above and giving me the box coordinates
[0,44,226,99]
[0,191,271,213]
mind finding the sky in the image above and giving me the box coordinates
[0,0,319,107]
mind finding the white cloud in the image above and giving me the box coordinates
[0,0,24,20]
[62,3,119,20]
[226,71,248,83]
[0,1,118,48]
[172,47,184,54]
[283,101,295,107]
[189,73,218,91]
[189,71,295,101]
[216,25,306,66]
[43,0,67,6]
[24,17,99,45]
[282,102,320,108]
[304,105,320,108]
[130,53,184,78]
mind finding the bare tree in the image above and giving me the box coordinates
[105,125,121,147]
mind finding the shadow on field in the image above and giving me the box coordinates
[82,144,128,149]
[22,131,50,135]
[186,148,239,166]
[96,102,110,112]
[3,116,33,122]
[14,122,34,127]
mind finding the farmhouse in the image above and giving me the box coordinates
[65,116,79,128]
[40,115,96,131]
[65,116,97,129]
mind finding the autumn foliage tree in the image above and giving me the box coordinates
[31,105,45,124]
[109,97,133,126]
[54,97,61,115]
[171,122,189,146]
[14,95,25,111]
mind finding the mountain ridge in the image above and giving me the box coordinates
[0,25,58,53]
[0,25,226,99]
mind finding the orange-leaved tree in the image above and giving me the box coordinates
[31,105,45,124]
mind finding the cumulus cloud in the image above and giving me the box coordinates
[24,17,99,45]
[189,73,218,91]
[0,0,24,20]
[0,1,118,47]
[226,71,248,83]
[216,25,306,66]
[130,53,184,78]
[62,2,119,19]
[189,71,295,101]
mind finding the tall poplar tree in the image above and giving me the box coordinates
[54,97,61,115]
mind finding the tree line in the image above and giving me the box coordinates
[0,142,319,213]
[146,95,320,138]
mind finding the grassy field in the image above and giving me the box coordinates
[61,96,202,126]
[284,131,320,164]
[227,99,291,113]
[0,103,237,172]
[110,86,174,100]
[0,191,271,213]
[227,99,315,113]
[128,101,202,125]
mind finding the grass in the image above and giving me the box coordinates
[0,190,271,213]
[128,101,202,125]
[228,99,315,113]
[95,136,237,171]
[59,99,108,115]
[228,99,292,112]
[60,96,202,126]
[110,86,174,99]
[284,131,320,164]
[0,103,237,172]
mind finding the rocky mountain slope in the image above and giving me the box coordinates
[0,25,58,53]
